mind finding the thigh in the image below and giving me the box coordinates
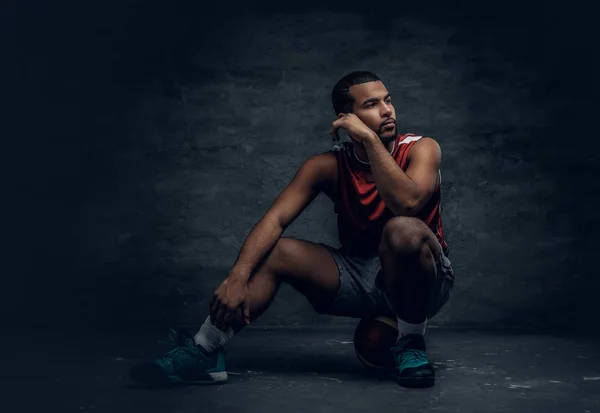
[264,237,341,313]
[323,248,390,318]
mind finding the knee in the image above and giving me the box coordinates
[265,237,296,276]
[271,237,295,260]
[380,217,428,257]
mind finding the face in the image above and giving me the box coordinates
[348,81,397,144]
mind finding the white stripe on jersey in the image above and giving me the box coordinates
[399,135,423,144]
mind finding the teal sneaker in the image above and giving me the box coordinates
[390,334,435,388]
[130,329,227,385]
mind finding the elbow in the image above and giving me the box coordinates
[391,197,420,217]
[383,186,422,216]
[391,183,422,216]
[405,197,422,216]
[265,212,287,231]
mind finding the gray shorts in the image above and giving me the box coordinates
[318,244,454,320]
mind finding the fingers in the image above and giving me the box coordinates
[331,114,348,141]
[222,306,237,329]
[233,307,244,327]
[214,304,228,331]
[214,301,241,331]
[330,124,341,141]
[330,129,340,142]
[243,301,251,325]
[209,295,219,324]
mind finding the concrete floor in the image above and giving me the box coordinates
[3,327,600,412]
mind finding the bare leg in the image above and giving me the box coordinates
[131,237,340,386]
[378,217,442,324]
[232,237,340,332]
[377,216,441,388]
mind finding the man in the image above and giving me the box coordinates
[130,71,454,389]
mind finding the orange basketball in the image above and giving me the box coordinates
[353,316,398,370]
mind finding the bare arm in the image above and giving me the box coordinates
[228,153,334,281]
[363,137,441,216]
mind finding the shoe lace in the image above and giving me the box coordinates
[158,329,188,357]
[399,348,427,367]
[391,336,427,368]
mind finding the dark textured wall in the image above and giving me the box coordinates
[7,1,599,335]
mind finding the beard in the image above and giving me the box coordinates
[378,120,398,144]
[346,121,398,146]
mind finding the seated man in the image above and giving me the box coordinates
[130,70,455,389]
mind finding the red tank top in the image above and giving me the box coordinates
[329,133,449,258]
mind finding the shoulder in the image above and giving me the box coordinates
[314,151,338,178]
[407,137,442,162]
[306,150,338,169]
[299,151,338,185]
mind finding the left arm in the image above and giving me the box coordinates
[363,137,441,216]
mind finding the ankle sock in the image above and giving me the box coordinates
[397,317,427,341]
[193,316,235,352]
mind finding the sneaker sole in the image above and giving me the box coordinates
[130,364,228,385]
[167,371,228,385]
[396,375,435,388]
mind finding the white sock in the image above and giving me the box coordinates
[193,316,236,352]
[397,317,427,341]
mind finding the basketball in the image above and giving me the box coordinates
[353,316,398,370]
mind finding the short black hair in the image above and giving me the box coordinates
[331,71,381,115]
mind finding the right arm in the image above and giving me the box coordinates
[209,153,336,329]
[229,152,334,282]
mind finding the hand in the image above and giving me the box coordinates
[209,276,251,331]
[330,113,378,145]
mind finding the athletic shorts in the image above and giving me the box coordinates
[317,243,454,320]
